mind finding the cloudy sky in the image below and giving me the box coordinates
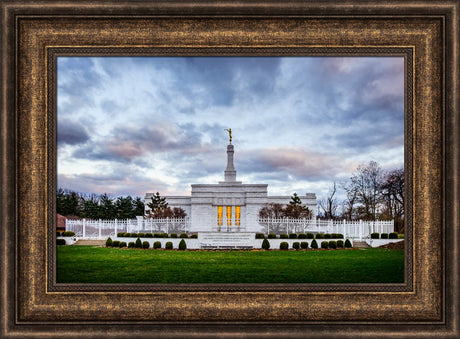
[57,56,404,200]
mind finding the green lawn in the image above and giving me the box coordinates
[56,246,404,284]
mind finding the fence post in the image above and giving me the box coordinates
[98,219,102,239]
[342,219,345,237]
[359,219,363,240]
[115,219,118,237]
[166,217,169,234]
[83,218,86,238]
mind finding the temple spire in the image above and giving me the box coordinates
[224,143,237,182]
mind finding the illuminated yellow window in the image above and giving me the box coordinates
[226,206,232,226]
[235,206,241,226]
[217,206,223,226]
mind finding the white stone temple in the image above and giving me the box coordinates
[145,135,317,233]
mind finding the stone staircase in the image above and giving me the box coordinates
[74,239,106,246]
[353,241,370,248]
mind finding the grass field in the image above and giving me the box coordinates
[56,246,404,284]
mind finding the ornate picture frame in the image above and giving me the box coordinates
[1,1,458,337]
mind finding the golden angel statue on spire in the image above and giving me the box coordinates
[225,128,232,143]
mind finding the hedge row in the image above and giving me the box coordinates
[116,232,197,238]
[257,233,344,239]
[276,239,351,250]
[57,231,75,237]
[105,237,187,250]
[371,232,399,239]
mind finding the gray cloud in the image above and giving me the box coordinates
[57,118,90,146]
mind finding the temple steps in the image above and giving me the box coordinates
[352,241,370,248]
[74,239,106,246]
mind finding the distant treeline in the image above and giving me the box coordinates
[57,188,145,219]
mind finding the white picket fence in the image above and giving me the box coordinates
[66,217,393,240]
[66,217,190,239]
[257,218,394,239]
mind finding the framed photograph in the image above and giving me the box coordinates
[1,1,458,338]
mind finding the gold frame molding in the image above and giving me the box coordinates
[1,1,459,338]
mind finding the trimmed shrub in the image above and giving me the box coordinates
[300,241,308,249]
[56,231,61,237]
[128,242,135,248]
[298,233,307,239]
[279,242,289,250]
[398,234,404,239]
[380,233,389,239]
[179,233,188,238]
[170,233,178,238]
[292,242,300,250]
[315,233,325,239]
[289,233,298,239]
[161,233,168,238]
[337,240,344,248]
[331,233,344,239]
[190,234,198,239]
[145,233,153,238]
[329,240,337,249]
[178,239,186,250]
[389,232,398,239]
[135,238,142,248]
[262,239,270,250]
[279,234,288,239]
[306,233,314,239]
[142,241,149,249]
[165,241,173,250]
[344,239,352,248]
[105,237,113,247]
[112,240,120,247]
[138,233,145,238]
[57,239,66,245]
[268,233,276,239]
[153,241,161,249]
[324,234,332,239]
[119,241,127,248]
[311,239,318,249]
[122,232,129,237]
[62,231,75,237]
[255,233,265,239]
[153,233,161,238]
[117,232,125,237]
[131,233,138,237]
[321,241,329,249]
[371,232,380,239]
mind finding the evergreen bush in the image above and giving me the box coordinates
[324,234,332,239]
[128,242,135,248]
[56,239,66,245]
[153,233,161,238]
[389,232,398,239]
[117,232,125,237]
[329,240,337,249]
[298,233,307,239]
[56,231,61,237]
[165,241,173,249]
[371,232,380,239]
[112,240,120,247]
[135,238,142,248]
[262,239,270,250]
[170,233,178,238]
[255,233,265,239]
[337,240,344,248]
[178,239,187,250]
[145,233,153,238]
[331,233,344,239]
[138,233,145,238]
[311,239,318,249]
[289,233,298,239]
[279,242,289,250]
[142,241,149,249]
[300,241,308,249]
[315,233,325,239]
[268,233,276,239]
[292,242,300,250]
[119,241,127,248]
[380,233,389,239]
[179,233,188,238]
[153,241,161,249]
[190,234,198,238]
[62,231,75,237]
[105,237,113,247]
[321,241,329,249]
[306,233,314,239]
[279,234,288,239]
[344,239,352,248]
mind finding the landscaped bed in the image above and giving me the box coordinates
[57,246,404,284]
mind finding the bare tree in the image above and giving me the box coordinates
[318,182,338,219]
[380,168,405,232]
